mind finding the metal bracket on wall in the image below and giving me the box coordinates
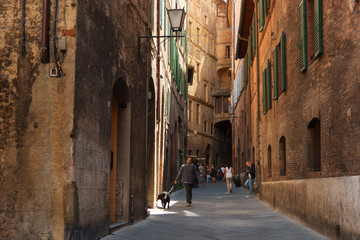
[137,35,185,59]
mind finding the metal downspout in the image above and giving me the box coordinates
[40,0,50,62]
[144,0,151,219]
[254,0,261,197]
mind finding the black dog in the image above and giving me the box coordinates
[157,185,175,209]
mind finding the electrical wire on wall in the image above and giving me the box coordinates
[54,0,64,76]
[21,0,26,55]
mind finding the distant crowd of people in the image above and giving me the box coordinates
[174,159,256,206]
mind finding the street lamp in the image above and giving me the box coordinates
[167,8,186,32]
[138,8,186,58]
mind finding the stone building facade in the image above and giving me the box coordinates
[0,0,187,239]
[229,0,360,239]
[187,0,232,169]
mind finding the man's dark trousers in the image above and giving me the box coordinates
[184,183,193,204]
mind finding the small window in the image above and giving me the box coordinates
[308,118,321,171]
[197,63,201,83]
[268,145,272,178]
[189,21,192,39]
[196,27,200,45]
[196,104,200,124]
[189,101,193,122]
[204,121,207,133]
[226,46,231,59]
[204,84,208,102]
[279,136,286,176]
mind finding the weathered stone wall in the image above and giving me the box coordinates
[70,0,152,239]
[262,176,360,240]
[1,0,76,239]
[1,0,153,239]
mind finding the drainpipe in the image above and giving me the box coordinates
[156,0,161,197]
[254,0,261,197]
[40,0,50,62]
[144,0,151,218]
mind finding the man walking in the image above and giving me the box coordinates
[175,158,197,206]
[244,162,256,197]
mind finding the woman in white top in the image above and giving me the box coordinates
[224,163,235,193]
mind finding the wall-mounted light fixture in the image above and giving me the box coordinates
[138,8,186,58]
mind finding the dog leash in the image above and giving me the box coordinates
[168,184,175,194]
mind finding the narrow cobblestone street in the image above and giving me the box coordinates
[102,182,329,240]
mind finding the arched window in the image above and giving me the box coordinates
[308,118,321,171]
[268,145,272,178]
[279,136,286,176]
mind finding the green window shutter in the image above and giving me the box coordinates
[259,0,265,32]
[164,0,167,48]
[299,0,307,72]
[244,54,248,88]
[262,69,267,114]
[247,54,249,86]
[183,73,187,100]
[314,0,323,57]
[248,35,253,67]
[160,0,163,28]
[169,28,172,65]
[185,33,188,55]
[267,60,272,109]
[264,0,268,16]
[252,13,256,55]
[167,88,171,123]
[281,31,286,91]
[175,47,179,88]
[181,29,183,46]
[273,45,278,99]
[180,69,183,94]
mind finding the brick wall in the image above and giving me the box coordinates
[259,0,360,181]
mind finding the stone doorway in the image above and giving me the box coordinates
[146,78,156,208]
[110,79,131,226]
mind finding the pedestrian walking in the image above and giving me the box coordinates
[244,162,256,197]
[198,163,205,187]
[218,168,223,182]
[210,165,217,183]
[221,166,225,182]
[175,158,197,206]
[205,165,211,182]
[224,163,234,193]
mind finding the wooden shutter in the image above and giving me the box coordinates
[259,0,265,32]
[167,89,171,123]
[252,13,256,58]
[267,60,272,109]
[262,69,267,114]
[281,32,286,91]
[244,54,249,88]
[248,27,252,59]
[314,0,323,57]
[273,45,278,99]
[160,0,163,28]
[299,0,307,72]
[164,0,167,48]
[248,35,253,67]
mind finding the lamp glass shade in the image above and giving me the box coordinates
[167,8,186,32]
